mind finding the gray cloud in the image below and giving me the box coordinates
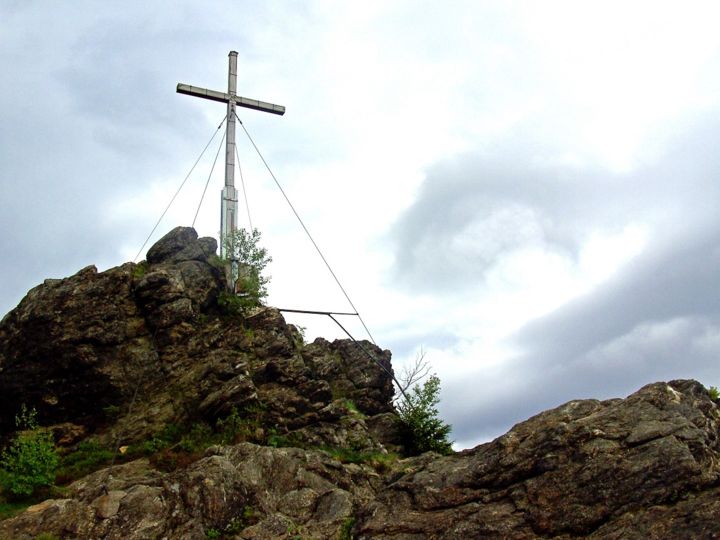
[394,118,720,447]
[445,215,720,448]
[389,117,720,294]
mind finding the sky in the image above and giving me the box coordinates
[2,1,720,449]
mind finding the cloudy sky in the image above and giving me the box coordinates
[2,1,720,449]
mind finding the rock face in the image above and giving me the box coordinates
[1,379,719,539]
[0,226,394,447]
[357,379,720,539]
[1,227,720,538]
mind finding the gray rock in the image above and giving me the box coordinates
[198,236,218,258]
[146,226,198,264]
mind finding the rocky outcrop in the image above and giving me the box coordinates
[356,379,720,539]
[0,226,395,448]
[1,380,719,538]
[1,226,720,538]
[1,444,379,539]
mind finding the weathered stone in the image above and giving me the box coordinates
[198,236,218,257]
[354,380,720,539]
[92,490,126,519]
[145,226,198,264]
[50,422,87,446]
[0,228,395,447]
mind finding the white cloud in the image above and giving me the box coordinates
[3,1,720,449]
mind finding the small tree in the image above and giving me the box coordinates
[393,347,431,404]
[396,374,453,455]
[221,228,272,309]
[0,405,58,498]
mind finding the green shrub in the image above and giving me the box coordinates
[216,407,254,444]
[102,404,121,419]
[178,423,214,452]
[709,386,719,400]
[0,406,58,498]
[340,517,356,540]
[132,260,149,279]
[396,375,453,456]
[221,228,272,306]
[0,500,33,520]
[56,439,114,483]
[217,290,257,317]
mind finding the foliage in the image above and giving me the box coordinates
[339,517,356,540]
[0,406,59,498]
[216,407,255,444]
[217,290,257,317]
[266,431,286,448]
[342,399,362,416]
[131,408,271,472]
[221,228,272,306]
[132,260,149,279]
[205,528,221,539]
[102,404,121,420]
[178,423,214,453]
[396,375,453,456]
[222,506,257,536]
[709,386,719,400]
[0,500,32,520]
[56,439,114,483]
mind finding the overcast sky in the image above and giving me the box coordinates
[2,1,720,449]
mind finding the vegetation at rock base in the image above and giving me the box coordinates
[708,385,719,400]
[396,374,453,455]
[0,500,32,520]
[55,439,114,483]
[322,447,398,473]
[339,517,356,540]
[0,405,58,498]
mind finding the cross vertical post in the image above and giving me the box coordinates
[221,51,238,259]
[177,51,285,259]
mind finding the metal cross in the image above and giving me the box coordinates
[177,51,285,257]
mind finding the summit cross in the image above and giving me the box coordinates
[177,51,285,257]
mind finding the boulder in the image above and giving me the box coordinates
[145,226,198,264]
[354,379,720,539]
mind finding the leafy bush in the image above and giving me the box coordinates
[205,527,221,539]
[396,375,453,455]
[221,228,272,306]
[217,290,257,317]
[709,386,719,400]
[0,406,58,498]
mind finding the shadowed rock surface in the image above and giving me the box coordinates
[0,226,394,449]
[1,227,719,538]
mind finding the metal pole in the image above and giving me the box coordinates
[220,51,239,257]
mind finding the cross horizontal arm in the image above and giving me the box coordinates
[177,83,285,115]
